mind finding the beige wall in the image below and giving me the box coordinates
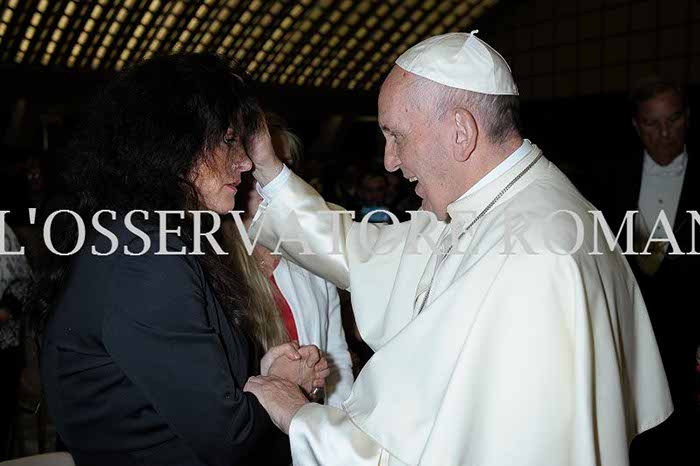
[483,0,700,99]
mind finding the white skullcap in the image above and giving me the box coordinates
[395,31,518,96]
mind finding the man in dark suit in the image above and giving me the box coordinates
[607,77,698,465]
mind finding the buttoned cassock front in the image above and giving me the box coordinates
[250,145,672,466]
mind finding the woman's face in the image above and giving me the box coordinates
[191,130,253,214]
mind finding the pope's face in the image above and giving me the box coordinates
[378,68,451,219]
[634,90,689,165]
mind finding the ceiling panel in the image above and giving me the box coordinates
[0,0,499,91]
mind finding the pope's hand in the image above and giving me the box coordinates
[244,375,308,434]
[267,344,330,395]
[249,120,284,186]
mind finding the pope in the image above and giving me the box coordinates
[243,32,673,466]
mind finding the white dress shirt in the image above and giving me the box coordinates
[638,149,688,240]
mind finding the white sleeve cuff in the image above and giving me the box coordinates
[256,164,292,202]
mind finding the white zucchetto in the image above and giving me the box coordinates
[395,31,518,96]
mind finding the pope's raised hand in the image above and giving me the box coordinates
[249,119,284,186]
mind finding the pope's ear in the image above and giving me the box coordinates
[453,108,477,162]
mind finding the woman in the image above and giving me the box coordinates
[33,53,327,466]
[225,115,354,408]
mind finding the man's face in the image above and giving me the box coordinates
[634,90,689,165]
[378,68,450,218]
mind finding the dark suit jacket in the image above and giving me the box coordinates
[604,151,699,415]
[41,221,284,466]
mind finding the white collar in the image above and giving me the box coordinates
[643,148,688,176]
[453,139,533,204]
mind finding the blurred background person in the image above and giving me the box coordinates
[357,172,392,223]
[332,162,362,209]
[605,76,698,466]
[0,224,33,460]
[224,113,354,409]
[0,145,52,459]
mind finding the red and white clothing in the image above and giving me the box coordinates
[269,257,354,409]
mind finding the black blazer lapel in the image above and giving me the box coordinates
[673,154,694,233]
[671,152,699,254]
[630,154,644,209]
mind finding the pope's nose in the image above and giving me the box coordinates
[384,151,400,172]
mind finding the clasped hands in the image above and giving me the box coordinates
[244,341,330,434]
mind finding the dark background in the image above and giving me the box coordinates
[1,0,698,213]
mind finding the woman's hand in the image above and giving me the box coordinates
[260,341,301,376]
[244,375,308,434]
[266,344,331,395]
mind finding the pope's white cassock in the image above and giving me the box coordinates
[249,139,672,466]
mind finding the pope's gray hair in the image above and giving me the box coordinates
[409,76,522,145]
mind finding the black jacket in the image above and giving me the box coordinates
[604,151,699,413]
[41,221,284,466]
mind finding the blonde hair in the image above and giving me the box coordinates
[221,220,289,354]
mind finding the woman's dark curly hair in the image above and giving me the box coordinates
[32,52,263,337]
